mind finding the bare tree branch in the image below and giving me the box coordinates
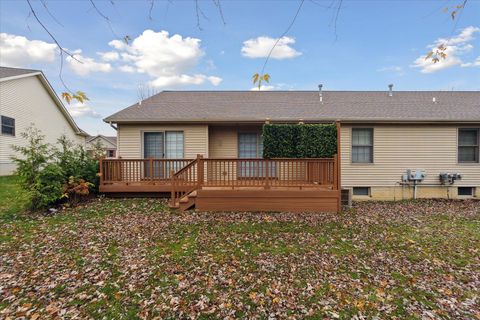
[88,0,119,38]
[148,0,155,20]
[212,0,226,25]
[260,0,305,76]
[194,0,210,30]
[39,0,64,27]
[331,0,343,41]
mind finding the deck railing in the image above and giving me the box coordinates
[99,158,193,183]
[99,156,339,206]
[169,155,339,205]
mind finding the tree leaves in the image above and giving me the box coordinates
[61,91,90,104]
[1,198,479,318]
[252,73,270,90]
[425,43,447,64]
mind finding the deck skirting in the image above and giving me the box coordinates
[195,189,340,213]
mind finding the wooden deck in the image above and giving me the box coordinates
[99,156,341,212]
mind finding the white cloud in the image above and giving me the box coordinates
[412,26,479,73]
[109,29,222,88]
[241,36,301,59]
[68,103,102,119]
[377,65,405,76]
[118,65,136,73]
[0,33,57,67]
[461,56,480,67]
[250,85,275,91]
[98,51,119,61]
[66,50,112,76]
[150,74,222,87]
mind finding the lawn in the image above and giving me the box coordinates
[0,191,479,319]
[0,176,29,222]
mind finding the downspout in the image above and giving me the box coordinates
[109,122,117,131]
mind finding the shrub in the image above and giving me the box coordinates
[31,164,65,209]
[263,123,337,158]
[55,135,99,193]
[11,127,99,210]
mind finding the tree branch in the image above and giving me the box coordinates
[260,0,305,76]
[88,0,119,38]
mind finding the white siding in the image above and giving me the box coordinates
[117,124,209,159]
[340,124,480,188]
[0,76,85,175]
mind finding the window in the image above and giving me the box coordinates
[458,129,479,163]
[165,131,184,159]
[353,187,370,196]
[238,132,263,158]
[458,187,475,197]
[352,128,373,163]
[107,150,115,158]
[1,116,15,136]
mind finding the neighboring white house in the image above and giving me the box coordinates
[86,135,117,158]
[0,66,88,176]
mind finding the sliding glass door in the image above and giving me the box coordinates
[144,131,184,178]
[238,132,275,178]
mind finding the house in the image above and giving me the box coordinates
[0,66,88,176]
[86,135,117,158]
[101,89,480,211]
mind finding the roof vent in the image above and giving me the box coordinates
[318,84,323,103]
[388,84,393,97]
[433,97,437,103]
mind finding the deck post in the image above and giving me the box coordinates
[265,159,270,189]
[197,154,204,189]
[336,120,342,212]
[149,157,153,182]
[333,154,338,191]
[171,169,176,204]
[99,158,103,187]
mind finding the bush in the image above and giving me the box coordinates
[55,136,99,193]
[31,164,65,209]
[263,123,337,158]
[11,127,99,210]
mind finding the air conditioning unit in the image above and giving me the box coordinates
[439,173,462,185]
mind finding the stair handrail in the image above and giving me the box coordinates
[170,155,202,207]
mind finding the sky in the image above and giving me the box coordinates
[0,0,479,135]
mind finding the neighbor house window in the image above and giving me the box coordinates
[107,150,115,158]
[353,187,370,196]
[458,129,479,163]
[352,128,373,163]
[458,187,475,197]
[1,116,15,136]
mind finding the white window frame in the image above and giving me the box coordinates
[458,128,479,164]
[351,128,374,164]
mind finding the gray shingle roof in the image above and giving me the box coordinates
[104,91,480,123]
[0,66,40,79]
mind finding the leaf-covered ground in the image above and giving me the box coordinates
[1,198,479,319]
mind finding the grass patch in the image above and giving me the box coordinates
[0,175,29,221]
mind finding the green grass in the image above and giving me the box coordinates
[0,175,29,221]
[0,189,478,319]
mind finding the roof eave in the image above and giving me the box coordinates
[103,118,480,125]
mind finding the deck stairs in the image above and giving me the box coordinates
[169,190,197,211]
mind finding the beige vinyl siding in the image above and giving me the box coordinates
[0,76,84,175]
[208,125,262,158]
[340,124,480,188]
[117,124,209,158]
[209,126,238,158]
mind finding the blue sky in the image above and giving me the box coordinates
[1,0,479,135]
